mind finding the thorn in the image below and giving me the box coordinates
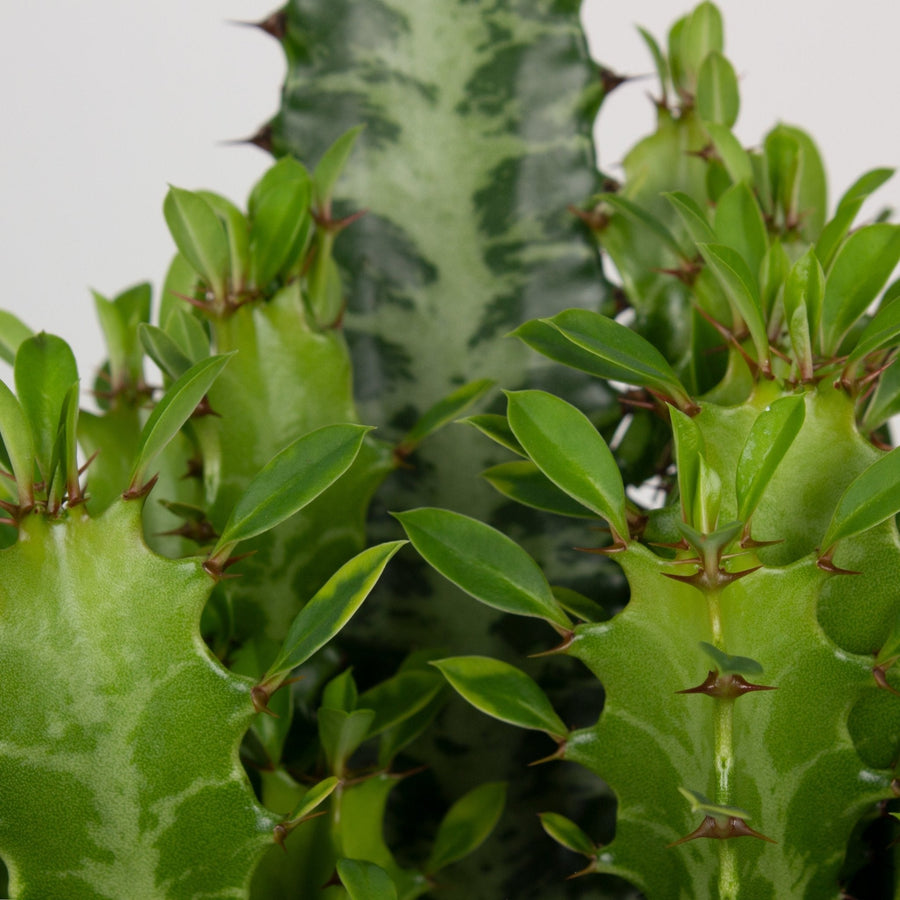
[816,548,861,576]
[529,740,567,766]
[566,858,599,879]
[873,666,900,696]
[251,684,279,717]
[693,305,760,374]
[668,815,776,847]
[228,9,287,40]
[739,523,782,549]
[677,670,776,699]
[529,631,575,657]
[170,290,212,313]
[598,65,629,95]
[574,539,627,556]
[568,203,609,232]
[122,473,159,501]
[223,124,274,154]
[273,823,289,852]
[0,499,20,518]
[311,207,368,234]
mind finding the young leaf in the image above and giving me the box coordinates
[820,447,900,552]
[138,323,193,381]
[821,224,900,354]
[848,298,900,365]
[516,309,693,410]
[0,311,33,365]
[505,390,629,540]
[248,161,311,288]
[664,191,716,246]
[197,190,250,292]
[539,812,597,857]
[286,776,339,823]
[14,333,78,481]
[321,669,358,713]
[482,460,597,519]
[759,240,791,319]
[357,670,445,738]
[816,168,895,270]
[0,380,34,508]
[319,707,376,775]
[698,641,764,676]
[783,248,824,374]
[735,396,806,522]
[163,186,231,301]
[399,379,494,453]
[394,508,571,630]
[697,243,770,367]
[863,357,900,432]
[679,1,724,89]
[714,181,768,278]
[432,656,568,739]
[313,125,364,211]
[262,541,406,687]
[704,122,753,184]
[637,25,670,105]
[47,383,81,510]
[336,859,397,900]
[426,782,507,874]
[670,408,704,529]
[463,413,525,456]
[128,354,231,493]
[212,424,371,558]
[163,304,210,363]
[696,51,739,127]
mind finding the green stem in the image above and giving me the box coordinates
[707,586,724,647]
[716,699,738,899]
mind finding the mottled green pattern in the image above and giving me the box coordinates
[565,387,896,899]
[0,501,277,899]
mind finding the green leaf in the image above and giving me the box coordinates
[213,424,371,557]
[735,396,806,521]
[670,408,704,529]
[482,460,597,519]
[313,125,364,210]
[664,191,716,246]
[321,669,358,713]
[163,186,231,301]
[138,323,193,381]
[163,305,209,363]
[637,26,670,105]
[551,586,607,623]
[432,656,568,739]
[0,311,33,365]
[337,858,397,900]
[863,357,900,431]
[248,159,312,288]
[286,776,339,822]
[394,508,571,630]
[0,380,35,507]
[197,190,250,291]
[539,811,597,857]
[319,707,376,775]
[129,354,231,492]
[517,309,692,409]
[399,379,494,452]
[821,447,900,551]
[262,541,406,686]
[783,248,823,374]
[597,193,686,260]
[680,2,724,89]
[426,782,507,873]
[463,413,524,456]
[14,333,78,481]
[817,169,895,270]
[696,51,739,127]
[698,641,764,676]
[358,669,445,738]
[697,243,770,367]
[849,300,900,365]
[505,390,628,540]
[759,240,791,319]
[47,383,81,510]
[821,224,900,353]
[704,122,753,184]
[765,124,828,239]
[713,181,768,278]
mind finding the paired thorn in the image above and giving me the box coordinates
[668,815,776,847]
[529,631,575,657]
[122,473,159,502]
[202,550,257,582]
[529,739,567,767]
[816,547,861,576]
[229,9,287,40]
[224,124,274,154]
[677,670,776,699]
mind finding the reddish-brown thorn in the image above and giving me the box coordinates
[567,204,609,231]
[228,10,287,40]
[122,473,159,501]
[223,124,273,153]
[575,539,627,556]
[668,815,776,847]
[815,549,861,576]
[566,858,599,880]
[251,685,279,717]
[693,305,759,374]
[171,290,212,312]
[677,670,776,698]
[529,631,576,658]
[0,499,19,518]
[873,666,900,696]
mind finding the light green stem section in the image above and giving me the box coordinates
[716,698,737,899]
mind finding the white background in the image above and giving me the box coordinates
[1,1,898,378]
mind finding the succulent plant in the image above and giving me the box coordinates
[399,4,900,897]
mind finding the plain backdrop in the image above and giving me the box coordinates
[2,1,899,379]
